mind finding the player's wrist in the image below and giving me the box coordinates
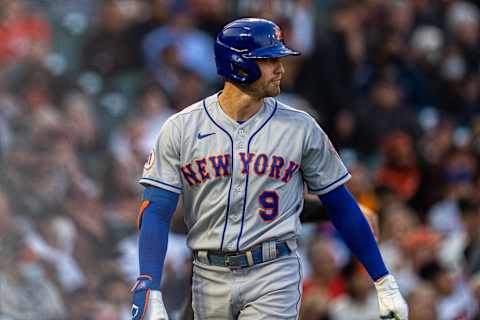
[374,274,399,292]
[131,275,161,291]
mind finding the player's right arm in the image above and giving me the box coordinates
[131,187,178,320]
[132,117,183,320]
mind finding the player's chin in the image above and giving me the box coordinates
[266,83,281,97]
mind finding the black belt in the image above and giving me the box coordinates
[195,241,291,269]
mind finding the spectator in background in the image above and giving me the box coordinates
[82,0,142,77]
[25,211,86,292]
[64,191,118,275]
[447,1,480,73]
[366,1,434,110]
[68,287,98,320]
[289,0,315,56]
[63,90,109,180]
[0,102,13,160]
[439,1,480,117]
[142,4,217,84]
[385,0,414,37]
[455,74,480,126]
[414,117,456,212]
[0,189,16,241]
[343,152,379,212]
[428,146,477,236]
[471,274,480,320]
[170,67,206,109]
[440,197,480,275]
[300,235,344,320]
[330,261,378,320]
[329,110,360,154]
[356,76,420,154]
[97,274,131,320]
[403,228,442,278]
[123,0,173,70]
[108,83,176,200]
[419,117,454,168]
[419,260,477,320]
[294,1,367,124]
[375,131,421,202]
[110,83,174,159]
[460,198,480,275]
[409,24,445,109]
[408,283,438,320]
[190,0,232,37]
[0,0,50,66]
[379,203,420,295]
[0,190,66,319]
[236,0,315,56]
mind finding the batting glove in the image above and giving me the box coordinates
[131,275,169,320]
[374,274,408,320]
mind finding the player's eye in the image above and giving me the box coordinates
[260,58,274,64]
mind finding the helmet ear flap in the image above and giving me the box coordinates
[237,68,248,78]
[215,44,261,85]
[229,60,261,84]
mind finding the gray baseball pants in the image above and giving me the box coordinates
[192,252,303,319]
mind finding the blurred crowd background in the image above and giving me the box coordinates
[2,0,480,319]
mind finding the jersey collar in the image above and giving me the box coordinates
[203,92,276,134]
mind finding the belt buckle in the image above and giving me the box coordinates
[225,254,243,269]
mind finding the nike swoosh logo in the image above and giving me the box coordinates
[197,132,216,140]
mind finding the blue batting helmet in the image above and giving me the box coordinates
[214,18,300,85]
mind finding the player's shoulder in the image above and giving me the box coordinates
[273,98,318,125]
[163,99,206,126]
[271,98,328,137]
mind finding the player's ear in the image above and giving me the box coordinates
[137,200,150,230]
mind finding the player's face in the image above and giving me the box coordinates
[249,58,285,98]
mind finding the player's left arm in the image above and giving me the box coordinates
[301,193,380,240]
[319,185,408,320]
[301,117,407,319]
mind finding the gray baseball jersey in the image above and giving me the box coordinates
[140,93,350,252]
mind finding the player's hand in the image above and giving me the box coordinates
[131,275,169,320]
[374,274,408,320]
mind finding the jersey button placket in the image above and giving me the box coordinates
[231,213,240,223]
[238,128,247,137]
[237,127,247,150]
[234,134,246,213]
[229,129,247,244]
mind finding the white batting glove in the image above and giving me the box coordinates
[143,290,169,320]
[374,274,408,320]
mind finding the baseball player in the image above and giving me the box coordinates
[131,18,408,320]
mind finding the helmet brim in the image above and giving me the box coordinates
[242,45,301,59]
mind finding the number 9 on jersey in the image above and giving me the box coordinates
[258,190,279,222]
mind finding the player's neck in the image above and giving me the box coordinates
[218,82,264,122]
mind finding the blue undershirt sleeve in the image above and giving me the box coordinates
[318,185,389,281]
[138,187,179,287]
